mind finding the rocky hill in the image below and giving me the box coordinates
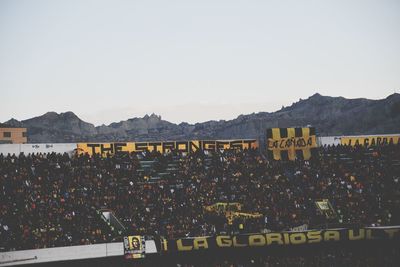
[4,93,400,143]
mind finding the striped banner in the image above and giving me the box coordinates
[266,127,318,160]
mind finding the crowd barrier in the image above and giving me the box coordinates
[0,243,123,266]
[2,226,396,266]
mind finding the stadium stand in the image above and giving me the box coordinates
[1,143,399,253]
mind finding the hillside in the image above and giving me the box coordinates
[4,93,400,143]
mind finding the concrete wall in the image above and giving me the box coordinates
[318,136,341,146]
[0,240,158,266]
[0,144,76,156]
[0,243,123,266]
[0,144,20,156]
[318,134,400,146]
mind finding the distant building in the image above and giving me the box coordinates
[0,125,27,144]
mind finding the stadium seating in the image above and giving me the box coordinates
[1,144,399,252]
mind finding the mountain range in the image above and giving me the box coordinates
[3,93,400,143]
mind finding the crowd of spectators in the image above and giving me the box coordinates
[1,143,400,251]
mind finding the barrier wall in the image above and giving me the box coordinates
[0,143,76,156]
[0,240,158,266]
[0,144,20,156]
[0,227,399,266]
[318,136,341,146]
[0,243,123,266]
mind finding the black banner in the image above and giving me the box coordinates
[163,227,400,252]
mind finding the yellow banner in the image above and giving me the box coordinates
[341,135,400,147]
[266,127,317,161]
[205,202,261,225]
[226,211,263,219]
[204,202,242,213]
[77,140,258,157]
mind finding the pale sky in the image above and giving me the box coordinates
[0,0,399,126]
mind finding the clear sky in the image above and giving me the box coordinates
[1,0,399,125]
